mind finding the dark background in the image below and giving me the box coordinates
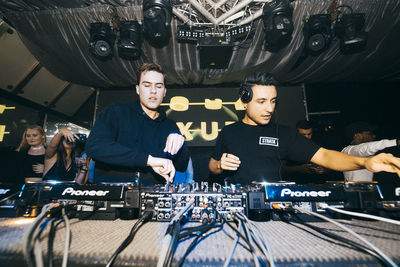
[1,81,399,182]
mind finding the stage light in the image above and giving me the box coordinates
[176,25,205,43]
[143,0,172,48]
[89,22,116,59]
[225,24,253,41]
[335,13,368,54]
[303,14,332,55]
[262,0,294,52]
[117,21,142,60]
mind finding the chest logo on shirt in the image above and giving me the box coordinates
[395,187,400,197]
[259,136,279,147]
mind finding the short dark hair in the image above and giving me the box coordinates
[296,119,312,130]
[243,72,279,87]
[136,63,167,85]
[345,121,377,142]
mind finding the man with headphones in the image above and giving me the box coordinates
[208,72,400,185]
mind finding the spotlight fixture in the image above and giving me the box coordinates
[143,0,172,48]
[176,25,205,43]
[335,13,368,54]
[262,0,294,52]
[117,21,142,60]
[303,14,332,55]
[225,24,253,41]
[89,22,116,59]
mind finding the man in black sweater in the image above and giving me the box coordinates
[86,63,189,184]
[208,72,400,185]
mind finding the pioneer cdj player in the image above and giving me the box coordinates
[247,181,382,221]
[5,179,399,221]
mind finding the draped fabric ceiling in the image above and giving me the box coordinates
[0,0,400,89]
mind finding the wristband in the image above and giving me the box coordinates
[217,160,221,170]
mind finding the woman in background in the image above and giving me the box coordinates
[43,128,87,183]
[16,125,46,182]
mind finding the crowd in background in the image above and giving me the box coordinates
[0,118,399,186]
[13,125,89,184]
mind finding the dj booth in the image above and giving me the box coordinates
[0,181,400,266]
[0,217,399,266]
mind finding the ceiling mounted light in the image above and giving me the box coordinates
[303,14,332,55]
[117,21,142,60]
[262,0,294,52]
[335,13,368,54]
[89,22,116,60]
[176,24,205,43]
[143,0,172,48]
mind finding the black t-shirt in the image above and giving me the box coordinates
[20,150,45,178]
[212,121,320,184]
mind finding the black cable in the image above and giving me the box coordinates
[163,210,193,267]
[233,214,265,267]
[177,219,221,267]
[105,211,153,267]
[178,220,219,239]
[46,218,64,267]
[335,5,353,14]
[234,212,272,264]
[0,190,22,205]
[293,215,389,266]
[47,219,58,267]
[213,208,253,252]
[164,221,182,267]
[24,206,51,267]
[292,208,397,266]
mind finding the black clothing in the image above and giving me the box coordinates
[374,146,400,185]
[21,151,44,178]
[86,100,189,184]
[283,160,324,184]
[43,159,77,181]
[212,121,320,185]
[0,150,24,184]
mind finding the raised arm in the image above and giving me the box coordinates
[311,147,400,176]
[45,128,77,159]
[342,139,398,156]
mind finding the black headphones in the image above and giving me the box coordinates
[239,81,253,103]
[239,72,279,103]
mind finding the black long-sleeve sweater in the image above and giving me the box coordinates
[86,100,189,183]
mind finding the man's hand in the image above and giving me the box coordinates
[308,164,326,174]
[365,153,400,177]
[147,155,176,182]
[219,153,241,171]
[297,164,314,174]
[164,133,185,156]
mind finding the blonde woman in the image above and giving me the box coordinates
[16,125,46,182]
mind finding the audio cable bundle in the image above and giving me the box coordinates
[22,203,76,267]
[271,202,399,267]
[106,210,154,267]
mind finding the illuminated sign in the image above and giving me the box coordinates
[0,105,15,114]
[162,89,245,146]
[0,125,11,142]
[160,96,245,111]
[0,105,15,142]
